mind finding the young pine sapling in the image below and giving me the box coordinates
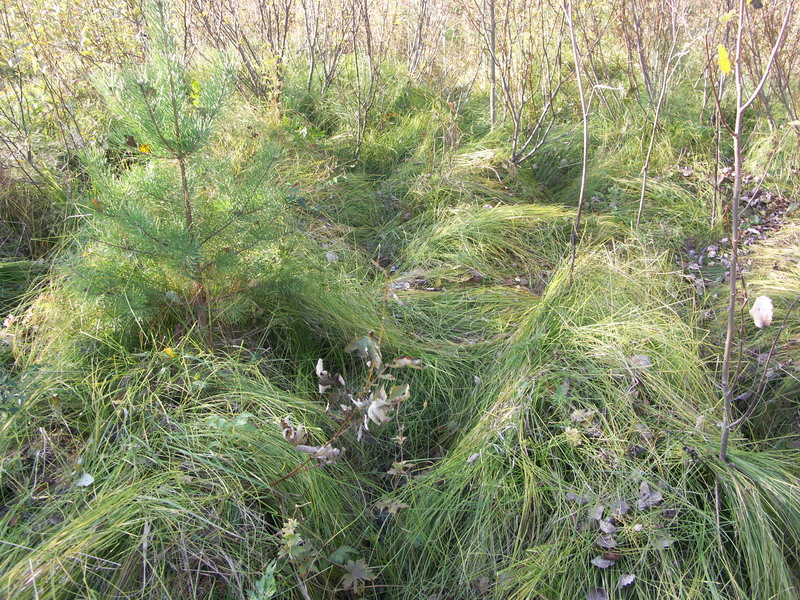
[80,1,287,340]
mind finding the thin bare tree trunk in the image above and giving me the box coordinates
[564,0,588,287]
[720,0,793,462]
[488,0,496,129]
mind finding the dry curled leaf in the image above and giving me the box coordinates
[388,383,411,404]
[387,461,409,476]
[652,536,675,550]
[609,498,631,518]
[597,535,617,549]
[75,473,95,487]
[354,382,411,432]
[637,481,663,509]
[629,354,653,368]
[571,408,596,423]
[618,573,636,588]
[391,432,407,446]
[587,587,608,600]
[315,359,344,394]
[367,387,393,426]
[599,519,617,534]
[388,357,423,369]
[566,492,589,505]
[695,415,707,431]
[281,416,308,446]
[591,556,615,569]
[564,426,582,446]
[367,398,392,426]
[294,444,343,465]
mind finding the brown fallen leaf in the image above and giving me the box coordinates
[587,587,608,600]
[591,556,615,569]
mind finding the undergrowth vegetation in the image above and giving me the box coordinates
[1,1,799,599]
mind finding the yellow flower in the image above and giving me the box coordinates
[139,143,151,154]
[717,45,732,76]
[163,347,177,358]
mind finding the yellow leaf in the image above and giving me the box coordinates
[717,45,732,76]
[163,347,176,358]
[720,9,737,24]
[190,80,200,107]
[139,143,151,154]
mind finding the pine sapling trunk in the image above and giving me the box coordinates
[163,9,207,336]
[178,157,193,238]
[178,157,209,335]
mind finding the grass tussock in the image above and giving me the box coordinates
[0,346,374,600]
[374,248,800,600]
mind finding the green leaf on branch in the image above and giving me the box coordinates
[345,333,382,368]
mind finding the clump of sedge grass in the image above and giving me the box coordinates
[373,245,800,600]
